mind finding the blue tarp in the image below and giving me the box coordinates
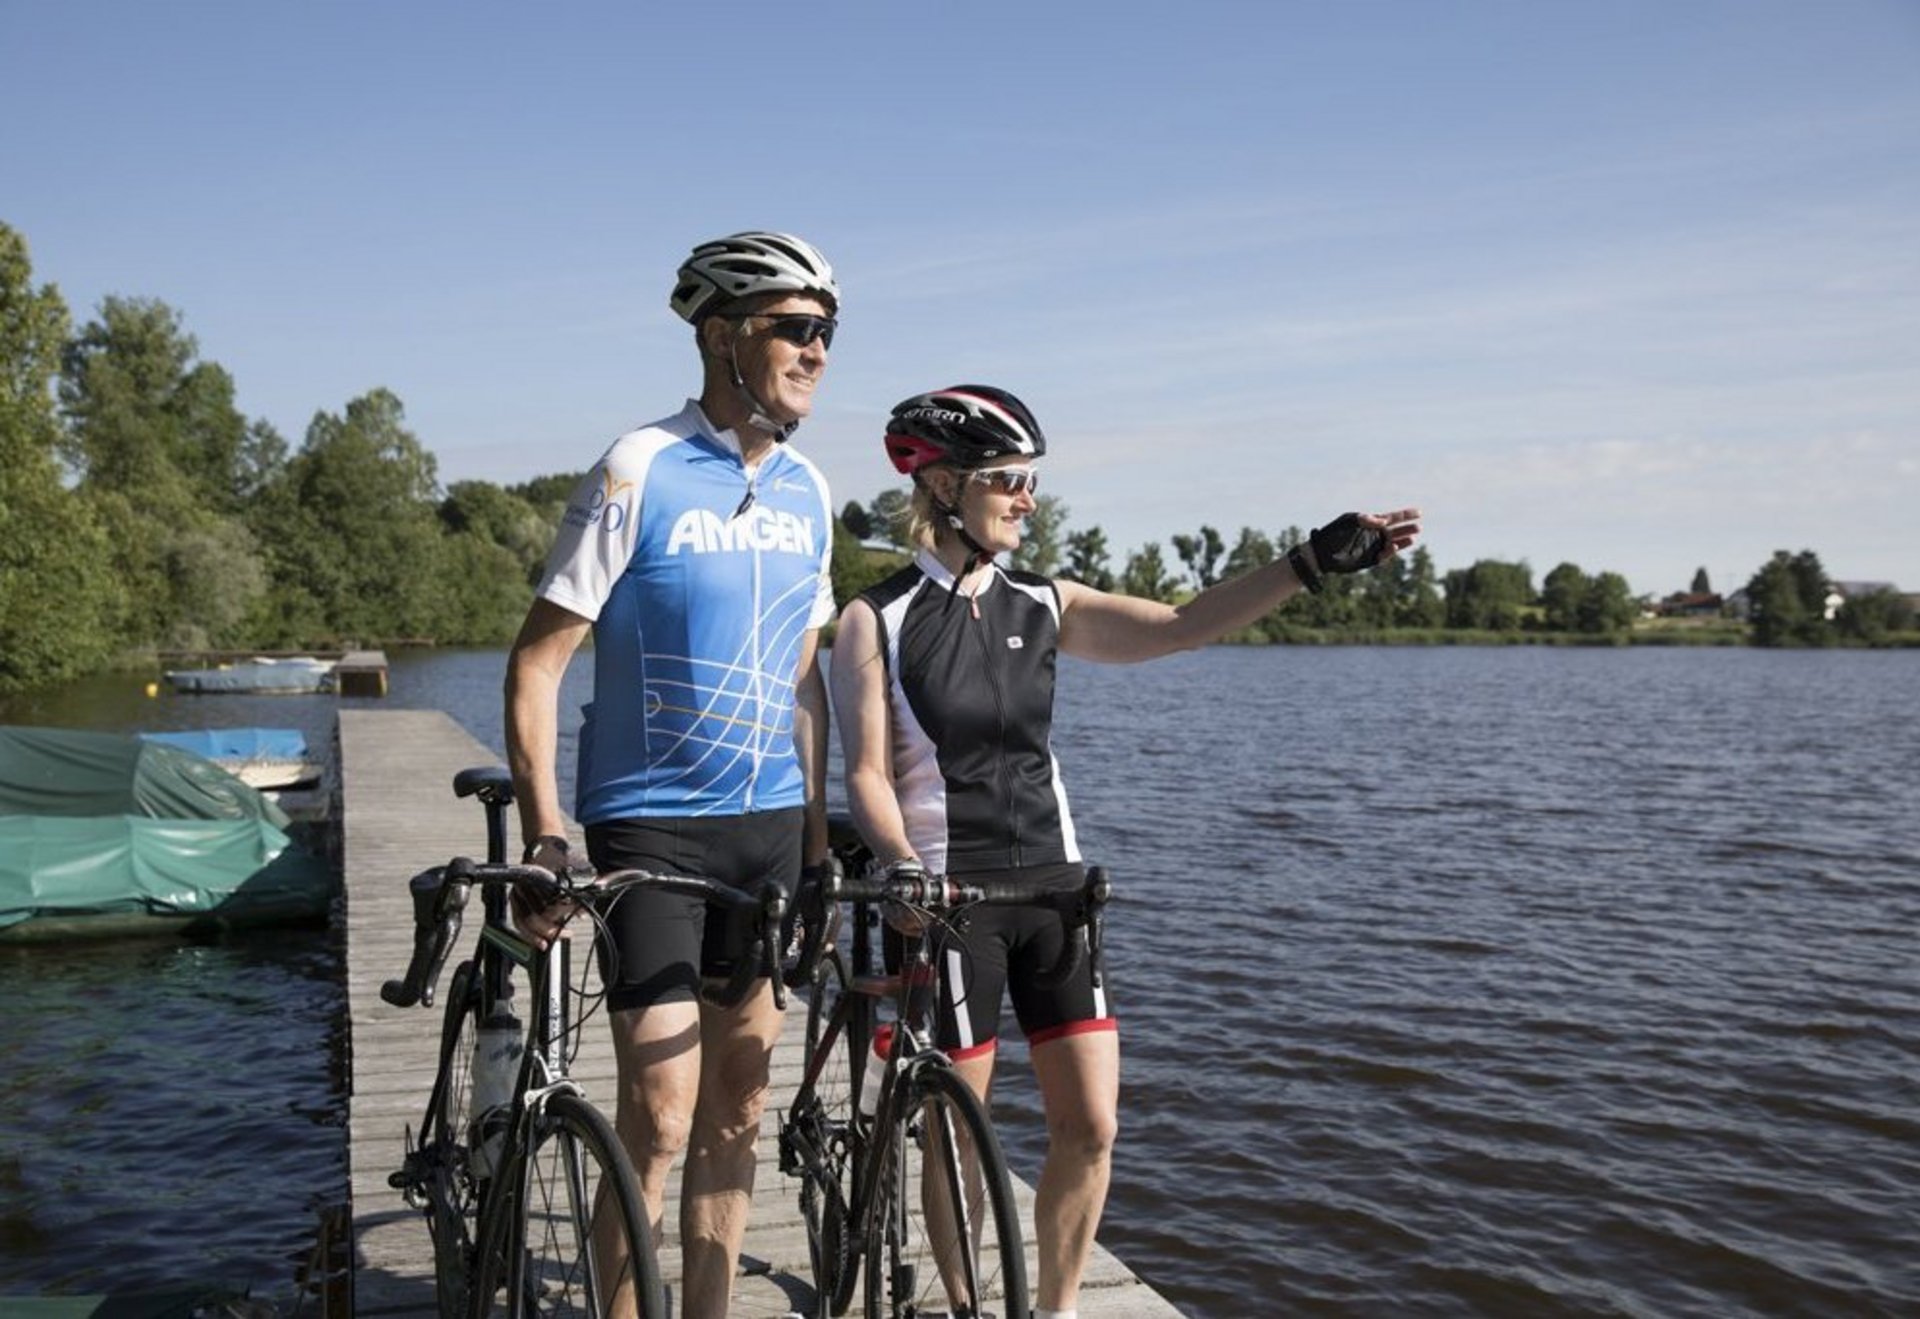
[141,728,309,761]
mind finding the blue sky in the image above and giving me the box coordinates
[6,1,1916,597]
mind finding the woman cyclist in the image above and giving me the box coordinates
[830,384,1420,1319]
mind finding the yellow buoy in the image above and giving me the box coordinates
[144,681,159,698]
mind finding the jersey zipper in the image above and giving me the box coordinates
[742,458,761,812]
[967,573,1022,864]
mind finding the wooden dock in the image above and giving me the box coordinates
[342,709,1183,1317]
[335,650,390,698]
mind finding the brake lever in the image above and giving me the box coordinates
[762,883,789,1012]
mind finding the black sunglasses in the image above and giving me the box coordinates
[727,311,836,350]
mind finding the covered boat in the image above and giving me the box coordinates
[140,727,324,789]
[0,726,335,942]
[162,655,335,694]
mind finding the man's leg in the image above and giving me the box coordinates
[1029,1028,1120,1313]
[607,999,704,1236]
[678,977,786,1319]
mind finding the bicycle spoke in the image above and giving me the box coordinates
[470,1093,662,1318]
[884,1067,1028,1319]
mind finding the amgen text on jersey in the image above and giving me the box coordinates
[665,507,817,557]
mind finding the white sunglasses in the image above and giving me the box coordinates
[966,466,1039,497]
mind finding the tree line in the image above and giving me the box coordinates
[837,490,1915,647]
[4,222,1909,695]
[1,223,562,694]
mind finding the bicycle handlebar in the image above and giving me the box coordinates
[783,864,1112,994]
[381,859,790,1012]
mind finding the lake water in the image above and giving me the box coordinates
[2,646,1916,1316]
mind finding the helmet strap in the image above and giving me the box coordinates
[726,323,800,443]
[930,491,993,610]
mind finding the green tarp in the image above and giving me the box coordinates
[0,726,289,828]
[0,726,330,939]
[0,1289,251,1318]
[0,815,333,936]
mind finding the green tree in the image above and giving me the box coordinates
[1010,493,1066,576]
[1745,550,1830,647]
[0,224,124,691]
[1444,560,1534,631]
[253,388,453,643]
[1121,542,1176,602]
[1397,545,1445,627]
[440,479,552,586]
[58,295,268,646]
[1578,571,1636,635]
[511,471,586,513]
[1833,587,1913,644]
[839,499,873,540]
[235,419,289,502]
[830,518,906,610]
[430,532,535,644]
[868,488,913,548]
[1063,525,1115,591]
[1171,525,1225,591]
[1540,562,1589,632]
[1352,553,1406,629]
[1221,527,1274,581]
[1690,566,1712,595]
[59,296,253,509]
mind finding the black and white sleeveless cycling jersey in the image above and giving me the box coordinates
[858,548,1081,874]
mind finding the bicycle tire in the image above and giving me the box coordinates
[862,1115,897,1319]
[869,1064,1029,1319]
[791,948,861,1317]
[429,959,482,1318]
[468,1090,663,1319]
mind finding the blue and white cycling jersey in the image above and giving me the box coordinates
[537,401,835,824]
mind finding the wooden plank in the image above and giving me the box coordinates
[341,709,1183,1316]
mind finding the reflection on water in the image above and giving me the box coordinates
[4,647,1918,1315]
[0,932,345,1299]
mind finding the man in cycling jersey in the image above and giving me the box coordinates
[833,384,1420,1319]
[505,231,840,1319]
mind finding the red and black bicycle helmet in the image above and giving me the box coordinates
[884,385,1046,476]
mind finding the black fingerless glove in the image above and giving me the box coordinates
[1309,514,1388,575]
[522,833,570,868]
[800,855,843,885]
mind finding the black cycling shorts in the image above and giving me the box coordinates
[887,861,1117,1059]
[584,808,801,1012]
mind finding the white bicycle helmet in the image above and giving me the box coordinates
[670,231,840,323]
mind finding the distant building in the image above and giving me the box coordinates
[1828,580,1900,620]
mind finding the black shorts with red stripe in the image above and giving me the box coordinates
[885,861,1116,1060]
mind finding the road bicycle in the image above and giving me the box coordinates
[780,850,1111,1319]
[382,765,788,1318]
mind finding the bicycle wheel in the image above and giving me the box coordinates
[469,1091,663,1319]
[787,948,862,1317]
[869,1064,1029,1319]
[428,959,482,1318]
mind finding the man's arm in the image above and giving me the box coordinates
[504,597,592,852]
